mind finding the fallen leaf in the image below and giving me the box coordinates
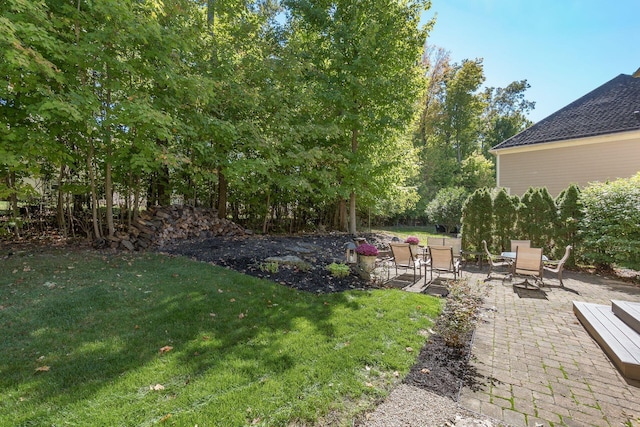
[150,384,165,391]
[405,347,413,352]
[159,345,173,354]
[202,336,210,341]
[35,366,50,372]
[159,413,172,422]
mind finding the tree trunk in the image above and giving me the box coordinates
[105,157,115,237]
[262,191,270,234]
[217,168,227,219]
[87,139,101,239]
[56,164,66,236]
[349,128,358,234]
[349,191,357,234]
[339,199,348,231]
[105,82,115,238]
[157,164,171,206]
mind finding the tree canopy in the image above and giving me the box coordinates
[1,1,535,239]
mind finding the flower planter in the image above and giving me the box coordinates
[358,254,377,273]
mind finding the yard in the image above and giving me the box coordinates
[1,241,444,426]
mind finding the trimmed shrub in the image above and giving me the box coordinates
[580,173,640,270]
[461,188,492,252]
[555,184,582,264]
[492,189,518,252]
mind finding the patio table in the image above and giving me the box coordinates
[501,251,548,261]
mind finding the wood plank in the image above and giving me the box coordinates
[579,303,640,362]
[612,300,640,335]
[573,301,640,380]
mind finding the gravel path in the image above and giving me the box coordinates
[361,384,502,427]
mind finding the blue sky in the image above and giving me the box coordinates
[423,0,640,122]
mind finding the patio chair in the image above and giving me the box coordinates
[427,245,460,283]
[513,246,544,288]
[427,237,445,247]
[482,240,512,281]
[543,245,572,287]
[444,237,462,260]
[510,239,531,252]
[389,243,423,283]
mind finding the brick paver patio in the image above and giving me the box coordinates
[446,267,640,427]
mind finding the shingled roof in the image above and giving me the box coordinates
[492,73,640,150]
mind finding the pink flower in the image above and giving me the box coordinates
[405,236,419,245]
[355,243,379,256]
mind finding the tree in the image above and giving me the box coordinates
[555,184,582,263]
[425,186,468,234]
[492,189,518,252]
[284,0,431,234]
[516,187,557,253]
[461,188,492,253]
[480,80,535,158]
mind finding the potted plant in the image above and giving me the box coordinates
[355,243,379,273]
[405,236,420,259]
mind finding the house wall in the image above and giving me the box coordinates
[495,130,640,197]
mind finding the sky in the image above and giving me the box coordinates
[423,0,640,122]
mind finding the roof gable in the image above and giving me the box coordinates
[492,73,640,150]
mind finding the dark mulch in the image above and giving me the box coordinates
[160,232,396,293]
[160,232,488,400]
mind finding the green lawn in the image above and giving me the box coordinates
[372,225,444,245]
[0,249,441,426]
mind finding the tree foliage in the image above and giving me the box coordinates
[1,0,432,238]
[555,184,582,263]
[424,186,468,234]
[460,188,492,253]
[579,173,640,270]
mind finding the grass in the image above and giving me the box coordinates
[371,225,444,245]
[0,249,441,426]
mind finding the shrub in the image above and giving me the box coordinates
[425,186,468,234]
[492,189,518,252]
[259,261,279,273]
[555,184,582,263]
[435,279,485,348]
[580,173,640,270]
[326,262,351,278]
[461,188,492,253]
